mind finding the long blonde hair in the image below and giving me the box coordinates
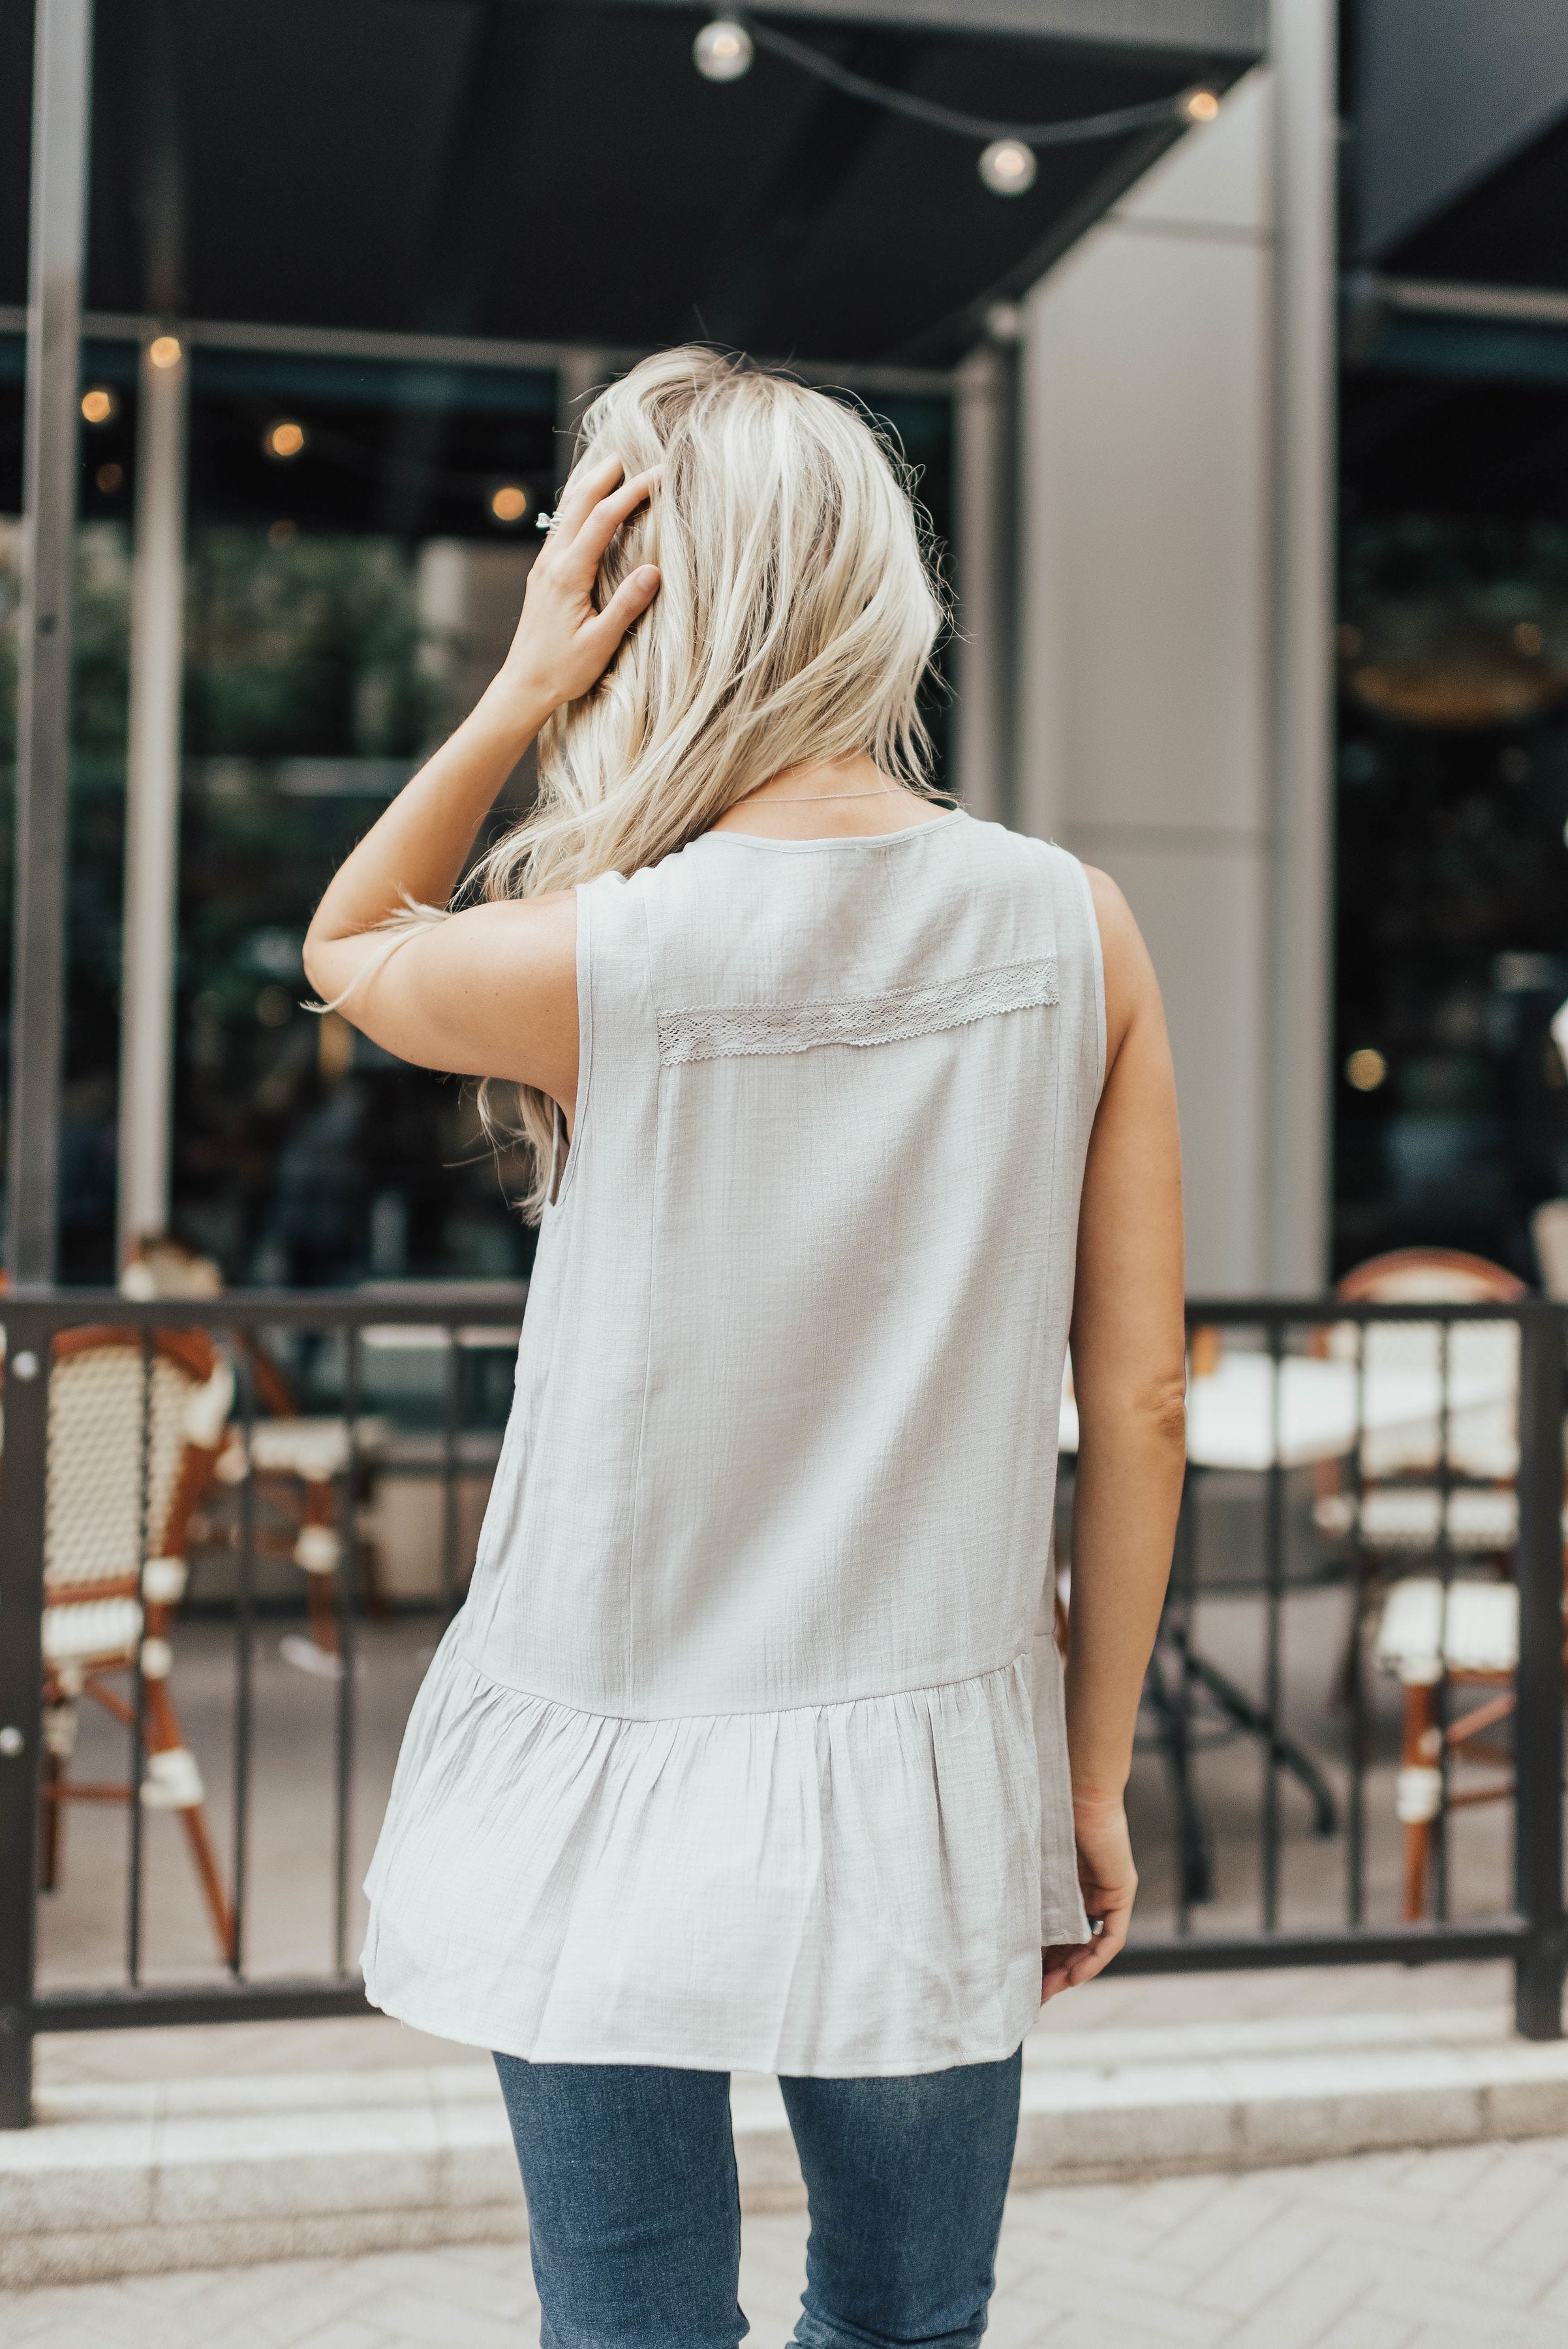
[469,347,947,1212]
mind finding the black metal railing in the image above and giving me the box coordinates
[0,1287,1563,2129]
[1096,1298,1566,2042]
[0,1285,525,2126]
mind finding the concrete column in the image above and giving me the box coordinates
[6,0,95,1287]
[116,330,189,1259]
[1018,71,1278,1293]
[1265,0,1337,1291]
[951,334,1019,823]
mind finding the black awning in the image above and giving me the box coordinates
[1372,108,1568,302]
[0,0,1263,367]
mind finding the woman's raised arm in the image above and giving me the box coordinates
[301,459,659,1108]
[1043,867,1187,1999]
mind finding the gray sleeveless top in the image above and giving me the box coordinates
[363,810,1101,2075]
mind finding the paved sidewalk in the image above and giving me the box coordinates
[3,2133,1566,2349]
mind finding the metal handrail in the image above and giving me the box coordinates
[1,1287,1563,2130]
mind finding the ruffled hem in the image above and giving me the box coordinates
[361,1627,1080,2076]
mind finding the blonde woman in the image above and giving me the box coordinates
[305,350,1186,2349]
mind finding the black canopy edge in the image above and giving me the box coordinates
[607,0,1268,64]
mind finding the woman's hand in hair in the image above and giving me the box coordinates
[303,467,655,1111]
[495,457,661,719]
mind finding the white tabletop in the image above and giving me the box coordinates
[1058,1351,1518,1474]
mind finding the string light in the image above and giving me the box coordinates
[80,387,117,425]
[978,140,1036,196]
[1345,1049,1387,1093]
[147,334,183,369]
[692,16,1220,198]
[694,18,752,81]
[264,420,307,461]
[489,483,530,524]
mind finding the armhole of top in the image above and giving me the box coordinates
[547,1104,566,1205]
[548,880,594,1208]
[1064,849,1107,1101]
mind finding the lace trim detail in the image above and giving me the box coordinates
[658,957,1058,1066]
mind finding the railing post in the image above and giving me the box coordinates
[0,1310,52,2125]
[1514,1302,1566,2040]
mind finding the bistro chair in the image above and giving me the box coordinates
[1530,1199,1568,1302]
[31,1325,236,1956]
[122,1235,387,1678]
[1311,1248,1539,1921]
[120,1232,226,1304]
[213,1414,388,1676]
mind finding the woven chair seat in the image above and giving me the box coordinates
[1374,1576,1519,1685]
[217,1415,390,1484]
[1312,1485,1548,1551]
[41,1595,144,1667]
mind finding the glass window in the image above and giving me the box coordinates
[0,340,953,1285]
[176,348,556,1286]
[1336,352,1568,1278]
[1,337,140,1280]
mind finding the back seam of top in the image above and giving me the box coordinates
[623,882,659,1706]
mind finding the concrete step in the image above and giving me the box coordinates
[5,2005,1567,2286]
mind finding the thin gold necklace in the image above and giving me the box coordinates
[739,787,900,806]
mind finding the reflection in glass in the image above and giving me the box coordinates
[0,340,951,1286]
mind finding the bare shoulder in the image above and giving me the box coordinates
[445,889,576,966]
[374,887,578,1004]
[313,886,580,1096]
[1079,863,1161,1065]
[1081,863,1139,954]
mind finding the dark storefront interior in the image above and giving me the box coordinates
[1334,88,1568,1280]
[0,341,952,1285]
[2,0,1254,1285]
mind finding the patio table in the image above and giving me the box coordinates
[1054,1340,1522,1906]
[1056,1349,1517,1471]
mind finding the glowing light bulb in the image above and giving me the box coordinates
[1345,1048,1387,1094]
[264,419,307,460]
[978,139,1036,196]
[694,18,753,82]
[1180,87,1220,123]
[147,334,183,369]
[490,484,529,524]
[80,386,116,425]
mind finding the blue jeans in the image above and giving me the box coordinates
[493,2049,1022,2349]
